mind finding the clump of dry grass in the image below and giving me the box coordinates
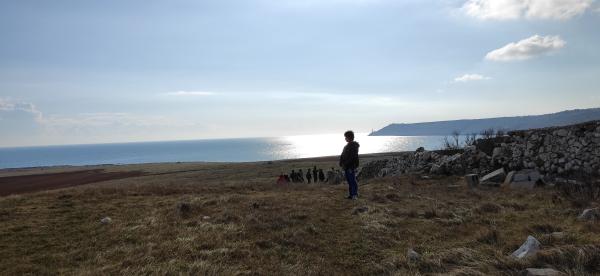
[476,228,500,245]
[530,245,600,274]
[477,202,503,213]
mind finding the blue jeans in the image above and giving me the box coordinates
[345,169,358,197]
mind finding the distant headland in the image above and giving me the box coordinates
[370,107,600,136]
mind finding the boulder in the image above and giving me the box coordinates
[511,236,541,259]
[480,168,506,185]
[430,164,442,174]
[521,268,563,276]
[492,147,503,159]
[508,169,543,189]
[555,129,568,137]
[577,208,600,221]
[407,248,421,262]
[504,171,516,186]
[100,217,112,225]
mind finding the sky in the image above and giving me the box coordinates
[1,0,600,147]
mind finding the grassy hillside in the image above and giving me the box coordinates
[1,156,599,275]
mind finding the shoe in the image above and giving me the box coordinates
[351,195,358,200]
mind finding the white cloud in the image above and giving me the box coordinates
[485,35,566,62]
[0,98,43,121]
[454,74,491,82]
[163,91,215,96]
[463,0,525,20]
[462,0,594,20]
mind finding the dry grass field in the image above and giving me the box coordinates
[1,154,600,275]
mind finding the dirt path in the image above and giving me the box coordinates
[0,169,144,196]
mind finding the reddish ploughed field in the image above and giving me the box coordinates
[0,169,144,196]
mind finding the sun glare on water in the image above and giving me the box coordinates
[266,133,436,160]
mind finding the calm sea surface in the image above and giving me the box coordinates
[0,134,449,169]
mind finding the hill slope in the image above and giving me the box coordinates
[371,108,600,136]
[1,159,600,274]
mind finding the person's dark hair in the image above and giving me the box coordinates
[344,130,355,141]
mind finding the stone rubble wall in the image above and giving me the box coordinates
[359,120,600,181]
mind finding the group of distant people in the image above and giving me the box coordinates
[277,166,344,185]
[276,130,360,200]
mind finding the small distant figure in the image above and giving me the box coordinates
[334,169,342,185]
[298,169,305,183]
[284,174,291,183]
[291,170,297,183]
[306,169,312,183]
[339,130,360,200]
[276,174,288,185]
[318,169,325,182]
[313,166,318,183]
[326,167,336,183]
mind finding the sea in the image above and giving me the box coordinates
[0,133,451,169]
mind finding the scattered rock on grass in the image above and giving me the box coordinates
[577,208,600,221]
[520,268,563,276]
[352,206,369,215]
[508,169,544,189]
[202,216,210,220]
[480,168,505,186]
[100,217,112,225]
[511,236,541,259]
[407,248,421,262]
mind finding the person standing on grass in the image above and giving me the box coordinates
[318,169,325,182]
[339,130,360,199]
[298,169,305,183]
[291,170,297,182]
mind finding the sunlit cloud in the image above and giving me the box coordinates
[462,0,594,20]
[454,74,491,82]
[485,35,566,62]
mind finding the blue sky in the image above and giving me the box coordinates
[1,0,599,147]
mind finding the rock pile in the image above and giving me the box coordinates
[360,121,600,181]
[489,121,600,177]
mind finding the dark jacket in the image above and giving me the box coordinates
[339,141,360,170]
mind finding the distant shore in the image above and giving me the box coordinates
[0,151,407,197]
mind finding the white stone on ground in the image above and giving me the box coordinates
[577,208,600,221]
[511,235,540,259]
